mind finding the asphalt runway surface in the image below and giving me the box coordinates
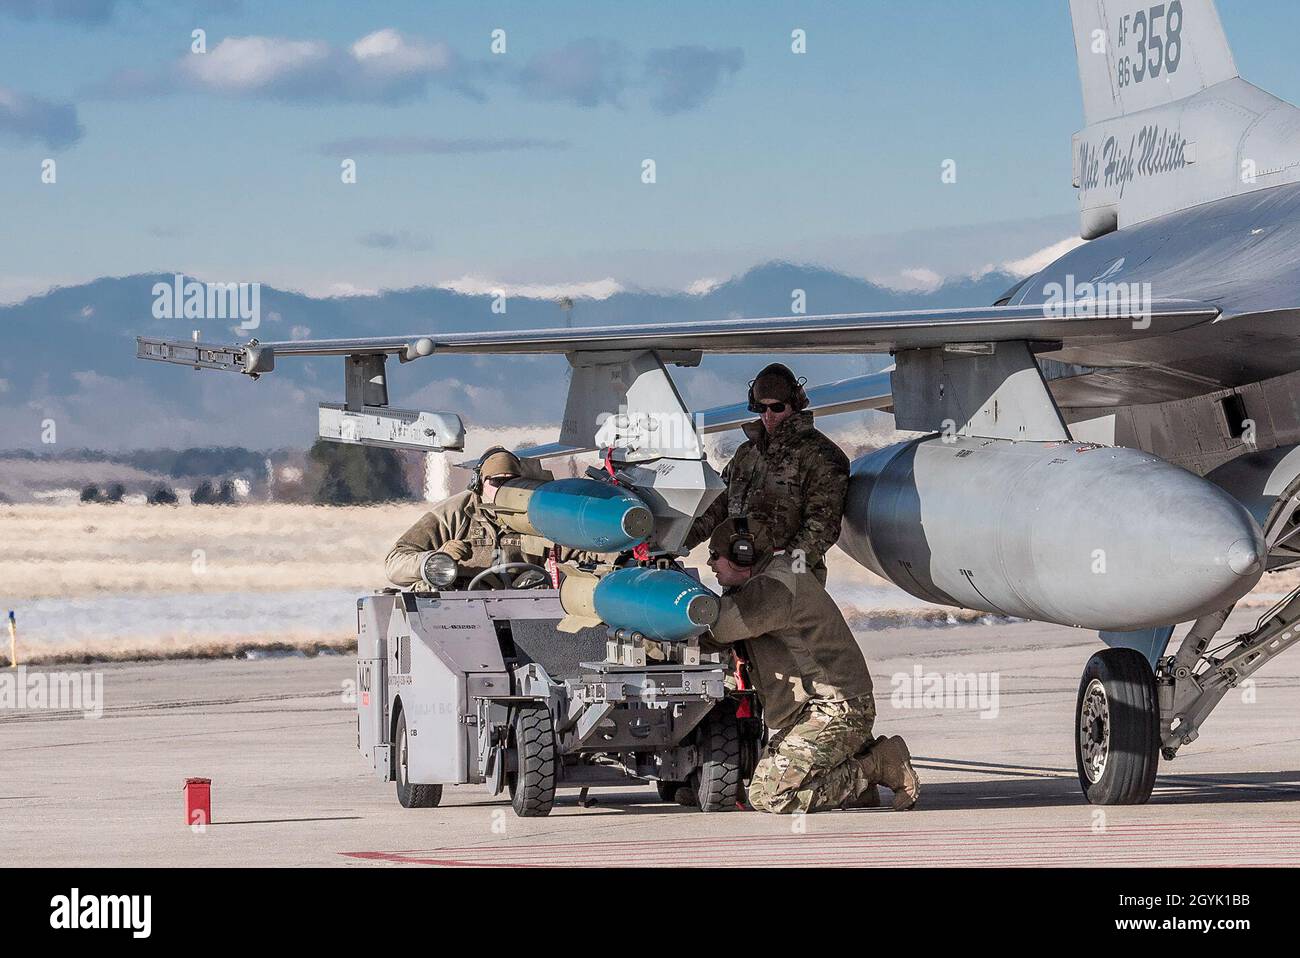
[4,610,1299,867]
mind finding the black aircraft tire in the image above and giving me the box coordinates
[394,710,443,809]
[1075,648,1160,805]
[508,705,557,817]
[693,707,743,812]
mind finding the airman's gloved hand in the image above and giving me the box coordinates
[437,540,472,561]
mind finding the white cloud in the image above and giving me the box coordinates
[1001,237,1087,279]
[686,277,722,295]
[870,267,945,293]
[181,36,331,93]
[133,29,466,103]
[350,28,450,76]
[871,236,1088,293]
[437,275,624,301]
[323,282,379,298]
[899,267,944,292]
[92,29,741,114]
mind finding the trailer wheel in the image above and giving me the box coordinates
[1075,648,1160,805]
[691,707,742,812]
[394,710,442,809]
[508,705,557,817]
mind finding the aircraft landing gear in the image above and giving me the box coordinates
[1077,585,1300,804]
[1074,648,1161,805]
[1157,588,1300,761]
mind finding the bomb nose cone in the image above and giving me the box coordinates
[621,506,655,540]
[686,592,720,627]
[1227,537,1264,577]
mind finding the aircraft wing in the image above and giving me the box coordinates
[136,300,1220,373]
[512,370,895,461]
[695,370,894,431]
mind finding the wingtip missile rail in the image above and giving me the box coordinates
[136,336,276,377]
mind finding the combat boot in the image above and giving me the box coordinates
[838,784,882,809]
[837,736,885,808]
[859,735,921,811]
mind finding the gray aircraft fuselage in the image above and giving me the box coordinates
[1013,180,1300,410]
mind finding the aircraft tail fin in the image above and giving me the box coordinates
[1069,0,1237,124]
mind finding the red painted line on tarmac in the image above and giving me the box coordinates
[351,832,1300,855]
[347,819,1300,858]
[341,821,1300,867]
[343,848,1300,868]
[345,833,1300,861]
[348,822,1300,848]
[346,825,1300,856]
[342,850,548,868]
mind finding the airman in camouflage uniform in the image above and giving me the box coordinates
[686,364,850,584]
[386,448,597,589]
[705,517,920,813]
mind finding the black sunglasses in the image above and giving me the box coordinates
[748,400,789,414]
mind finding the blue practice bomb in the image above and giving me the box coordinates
[493,477,654,553]
[591,566,720,642]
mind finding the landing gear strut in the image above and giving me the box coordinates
[1157,588,1300,759]
[1075,584,1300,804]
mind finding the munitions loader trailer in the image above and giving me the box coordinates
[356,584,762,816]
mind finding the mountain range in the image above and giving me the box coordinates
[0,263,1021,450]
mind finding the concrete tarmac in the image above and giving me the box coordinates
[3,610,1299,867]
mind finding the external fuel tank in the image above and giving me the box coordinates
[838,436,1265,631]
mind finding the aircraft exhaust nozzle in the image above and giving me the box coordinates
[490,477,654,553]
[560,566,719,642]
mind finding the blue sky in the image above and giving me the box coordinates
[3,0,1299,304]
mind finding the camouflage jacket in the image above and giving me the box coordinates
[385,490,599,588]
[687,411,850,579]
[705,553,874,729]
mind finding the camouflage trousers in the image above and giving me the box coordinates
[748,695,877,814]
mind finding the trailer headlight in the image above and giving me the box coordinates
[424,552,460,589]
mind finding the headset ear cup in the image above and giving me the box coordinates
[471,445,509,495]
[729,534,756,565]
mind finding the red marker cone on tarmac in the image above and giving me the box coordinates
[185,778,211,829]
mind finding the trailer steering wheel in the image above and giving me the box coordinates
[466,562,554,591]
